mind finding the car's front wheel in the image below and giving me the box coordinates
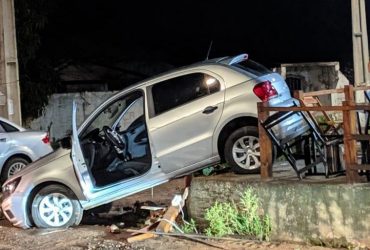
[224,126,267,174]
[31,184,83,228]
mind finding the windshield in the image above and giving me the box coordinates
[80,91,142,138]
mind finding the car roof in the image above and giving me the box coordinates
[0,116,25,131]
[99,53,250,100]
[134,53,249,85]
[198,53,249,65]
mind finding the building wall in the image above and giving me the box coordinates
[28,91,116,141]
[280,62,348,105]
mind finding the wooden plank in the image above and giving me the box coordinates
[353,85,370,91]
[347,164,370,171]
[342,100,361,183]
[259,105,370,112]
[257,102,272,180]
[126,229,226,249]
[140,206,166,211]
[303,88,345,97]
[293,90,304,99]
[184,174,192,187]
[351,134,370,141]
[127,232,157,243]
[344,85,355,102]
[300,85,370,98]
[156,187,189,233]
[156,206,180,233]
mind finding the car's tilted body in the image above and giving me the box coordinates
[2,54,303,228]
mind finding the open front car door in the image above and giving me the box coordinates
[71,101,95,199]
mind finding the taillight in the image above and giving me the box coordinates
[42,134,50,144]
[253,81,278,102]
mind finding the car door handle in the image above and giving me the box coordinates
[202,106,218,114]
[0,138,6,142]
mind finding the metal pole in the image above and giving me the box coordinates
[0,0,22,125]
[351,0,370,86]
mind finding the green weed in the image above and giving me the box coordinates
[180,218,198,234]
[204,187,271,240]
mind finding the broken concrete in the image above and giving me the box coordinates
[187,174,370,246]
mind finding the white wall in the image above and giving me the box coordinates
[28,91,116,141]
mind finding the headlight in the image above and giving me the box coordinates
[2,177,21,199]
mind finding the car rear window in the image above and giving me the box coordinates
[0,121,19,132]
[234,60,272,77]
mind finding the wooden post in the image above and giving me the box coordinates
[293,90,304,100]
[344,85,354,101]
[342,99,360,183]
[343,85,360,183]
[257,102,272,180]
[184,174,192,187]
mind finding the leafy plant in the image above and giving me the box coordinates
[180,218,198,234]
[237,188,271,240]
[204,201,239,237]
[204,187,271,240]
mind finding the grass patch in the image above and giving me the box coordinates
[204,187,271,240]
[180,218,198,234]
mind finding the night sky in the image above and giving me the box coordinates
[39,0,369,68]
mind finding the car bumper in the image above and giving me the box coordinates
[1,193,31,229]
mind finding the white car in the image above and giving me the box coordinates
[2,54,303,228]
[0,117,53,183]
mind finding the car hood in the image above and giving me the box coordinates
[4,148,71,185]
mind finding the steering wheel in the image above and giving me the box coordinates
[102,126,126,151]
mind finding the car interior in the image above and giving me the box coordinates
[79,93,151,187]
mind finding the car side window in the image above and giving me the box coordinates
[80,91,142,138]
[151,73,220,115]
[0,121,19,132]
[115,97,144,132]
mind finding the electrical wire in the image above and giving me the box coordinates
[157,218,184,234]
[179,204,198,234]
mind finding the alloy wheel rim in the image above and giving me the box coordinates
[8,162,27,177]
[39,193,73,227]
[232,136,261,170]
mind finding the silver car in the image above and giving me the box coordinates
[2,54,303,228]
[0,117,53,183]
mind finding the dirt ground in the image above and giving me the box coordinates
[0,221,339,250]
[0,219,334,250]
[0,175,347,250]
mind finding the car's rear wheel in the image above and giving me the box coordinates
[1,157,30,183]
[224,126,274,174]
[31,184,83,228]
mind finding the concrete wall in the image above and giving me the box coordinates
[28,91,116,141]
[280,62,347,105]
[188,176,370,246]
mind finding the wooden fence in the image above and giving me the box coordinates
[257,85,370,183]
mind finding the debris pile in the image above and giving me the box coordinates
[106,187,189,243]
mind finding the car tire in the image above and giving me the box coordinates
[1,157,30,183]
[31,184,83,228]
[224,126,274,174]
